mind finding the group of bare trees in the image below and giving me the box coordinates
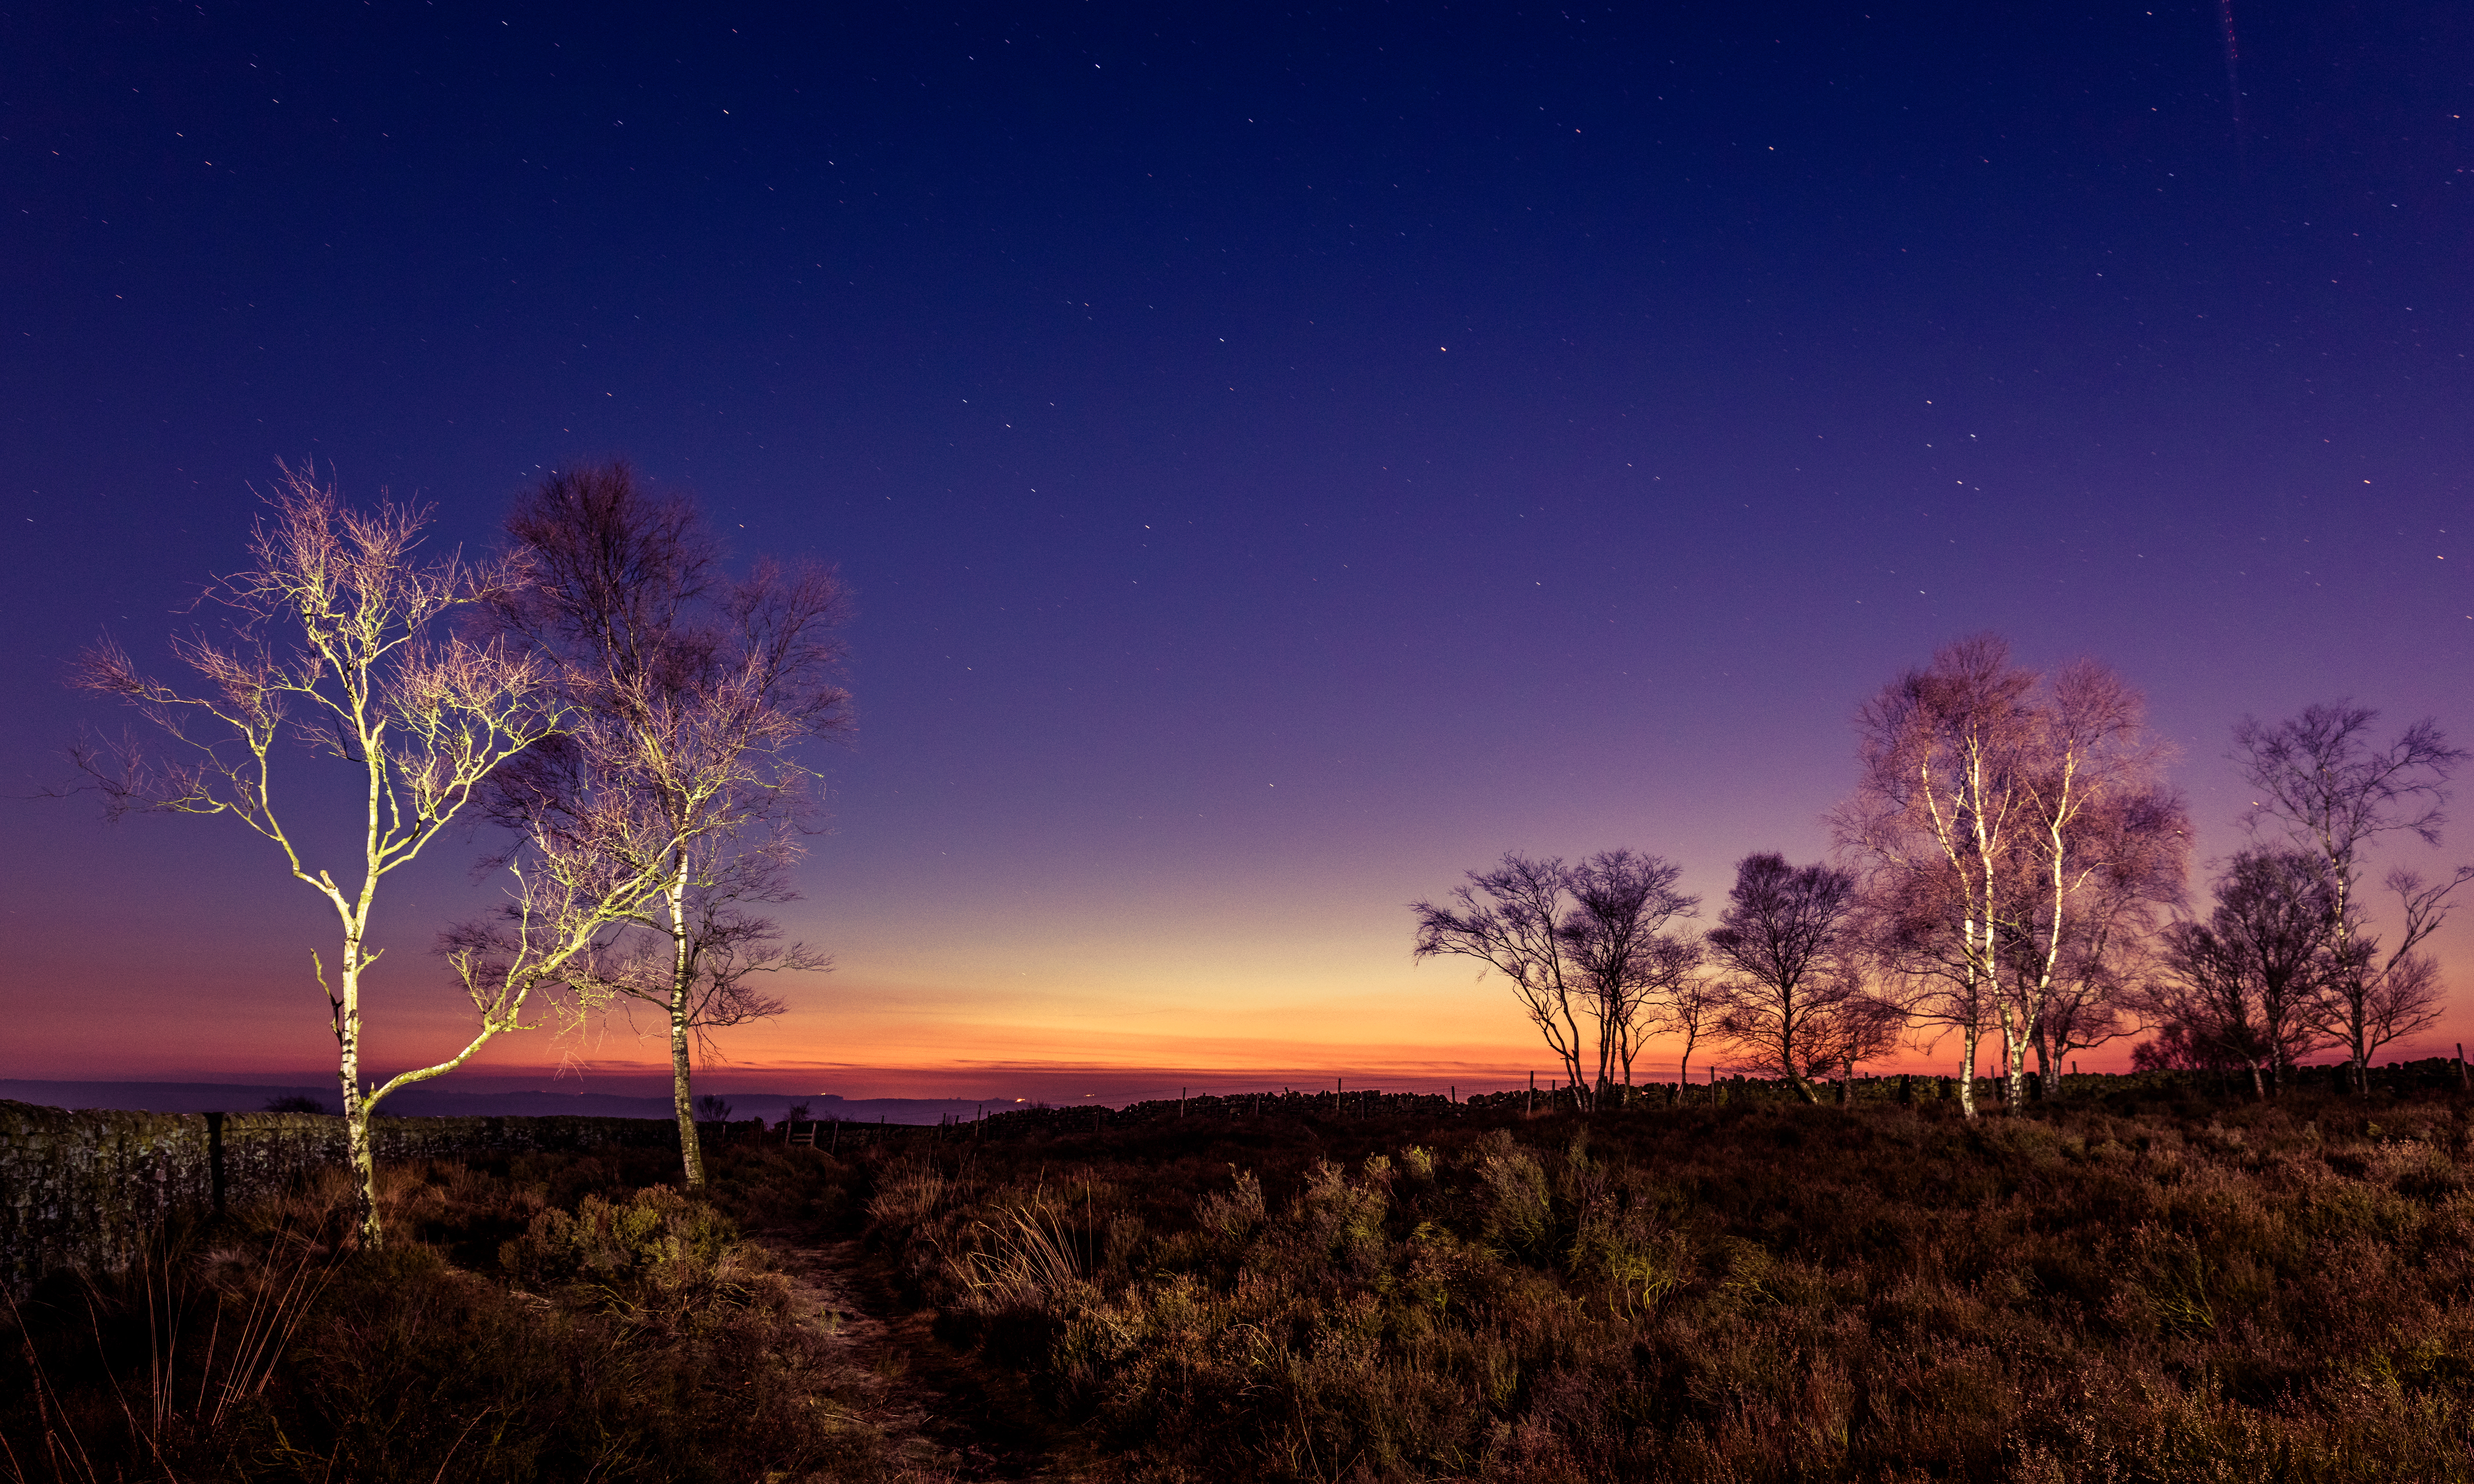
[1410,850,1701,1110]
[1410,845,1908,1110]
[73,461,847,1241]
[1415,636,2467,1118]
[2140,706,2469,1096]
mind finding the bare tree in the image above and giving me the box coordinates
[2153,925,2270,1095]
[2233,703,2470,1093]
[2152,850,2333,1098]
[2307,871,2455,1090]
[1836,636,2182,1114]
[1660,962,1726,1103]
[1619,935,1705,1093]
[477,462,851,1188]
[1704,854,1895,1104]
[1412,853,1595,1107]
[1557,850,1698,1099]
[69,464,615,1244]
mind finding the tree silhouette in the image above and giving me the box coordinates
[1557,850,1699,1097]
[2233,703,2469,1093]
[1412,854,1596,1107]
[2154,849,2334,1098]
[1706,853,1897,1104]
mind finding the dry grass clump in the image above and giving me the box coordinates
[861,1093,2474,1482]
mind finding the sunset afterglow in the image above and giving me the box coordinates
[4,3,2469,1104]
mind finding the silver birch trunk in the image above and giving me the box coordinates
[1999,1010,2033,1109]
[334,930,377,1245]
[328,736,388,1246]
[1955,1027,1980,1119]
[666,862,706,1190]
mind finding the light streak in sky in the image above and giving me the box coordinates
[2217,0,2246,157]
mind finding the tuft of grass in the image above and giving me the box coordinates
[957,1199,1091,1312]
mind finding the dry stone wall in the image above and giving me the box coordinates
[0,1099,676,1295]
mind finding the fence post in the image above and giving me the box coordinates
[206,1111,227,1217]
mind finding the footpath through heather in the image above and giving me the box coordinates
[763,1234,1094,1484]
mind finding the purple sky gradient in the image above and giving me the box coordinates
[4,2,2471,1097]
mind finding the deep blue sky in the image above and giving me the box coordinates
[5,2,2470,1094]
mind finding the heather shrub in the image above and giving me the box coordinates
[500,1183,786,1328]
[1475,1134,1554,1259]
[1194,1168,1266,1244]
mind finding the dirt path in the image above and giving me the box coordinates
[766,1237,1094,1484]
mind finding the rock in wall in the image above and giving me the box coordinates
[0,1101,211,1298]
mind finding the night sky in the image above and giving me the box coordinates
[5,2,2470,1100]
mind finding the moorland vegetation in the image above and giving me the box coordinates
[9,1077,2474,1483]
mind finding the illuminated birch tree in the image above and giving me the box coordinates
[2027,785,2187,1094]
[1835,637,2032,1118]
[1998,675,2187,1100]
[69,464,640,1245]
[1836,636,2181,1114]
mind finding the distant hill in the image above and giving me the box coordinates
[0,1081,1033,1126]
